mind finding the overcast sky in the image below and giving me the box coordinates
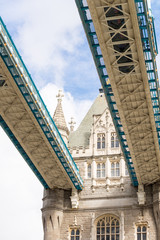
[0,1,160,240]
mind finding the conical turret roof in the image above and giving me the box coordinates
[53,90,69,135]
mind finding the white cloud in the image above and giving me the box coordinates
[1,0,86,89]
[0,128,43,240]
[40,83,93,129]
[1,0,99,95]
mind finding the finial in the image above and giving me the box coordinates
[56,89,64,103]
[69,117,76,132]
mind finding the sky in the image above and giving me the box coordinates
[0,1,160,240]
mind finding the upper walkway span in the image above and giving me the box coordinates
[0,17,83,190]
[75,0,160,186]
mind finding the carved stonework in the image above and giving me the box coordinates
[137,185,146,205]
[70,189,79,209]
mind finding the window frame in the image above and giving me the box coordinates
[136,224,148,240]
[111,161,120,177]
[97,133,106,150]
[96,162,106,178]
[87,163,92,178]
[111,132,119,149]
[70,228,80,240]
[96,214,120,240]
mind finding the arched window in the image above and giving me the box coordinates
[111,135,114,148]
[102,163,105,178]
[97,134,105,149]
[137,225,147,240]
[97,136,101,149]
[115,135,119,147]
[97,163,101,178]
[96,215,120,240]
[88,164,91,178]
[111,163,115,176]
[111,132,119,148]
[97,163,106,178]
[102,136,105,149]
[111,162,120,177]
[70,228,80,240]
[116,162,120,176]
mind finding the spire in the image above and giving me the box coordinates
[53,90,69,144]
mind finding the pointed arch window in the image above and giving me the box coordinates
[115,135,119,148]
[87,164,91,178]
[111,132,119,148]
[137,225,147,240]
[96,215,120,240]
[70,228,80,240]
[111,134,114,148]
[97,163,101,178]
[97,163,105,178]
[97,133,105,149]
[111,162,120,177]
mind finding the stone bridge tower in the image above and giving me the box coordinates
[42,90,158,240]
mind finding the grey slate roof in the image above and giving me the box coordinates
[68,94,107,148]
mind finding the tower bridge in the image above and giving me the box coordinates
[1,1,160,239]
[0,17,83,191]
[75,0,160,187]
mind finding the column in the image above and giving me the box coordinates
[106,157,110,191]
[92,159,96,192]
[42,188,64,240]
[120,156,125,190]
[153,182,160,240]
[120,211,124,240]
[120,156,125,177]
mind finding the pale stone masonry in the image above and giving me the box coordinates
[42,91,160,240]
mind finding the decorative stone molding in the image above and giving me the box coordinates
[91,179,96,192]
[90,213,95,240]
[120,177,124,191]
[70,188,79,209]
[120,211,125,240]
[105,178,110,191]
[137,185,146,205]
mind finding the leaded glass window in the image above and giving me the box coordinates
[88,164,91,178]
[96,215,120,240]
[70,229,80,240]
[115,135,119,148]
[97,133,105,149]
[97,136,101,149]
[111,132,119,148]
[137,225,147,240]
[111,162,120,177]
[111,135,114,148]
[97,163,101,178]
[102,163,105,178]
[97,163,105,178]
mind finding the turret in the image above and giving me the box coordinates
[53,90,69,145]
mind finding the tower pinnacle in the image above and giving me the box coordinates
[53,90,69,145]
[56,89,64,103]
